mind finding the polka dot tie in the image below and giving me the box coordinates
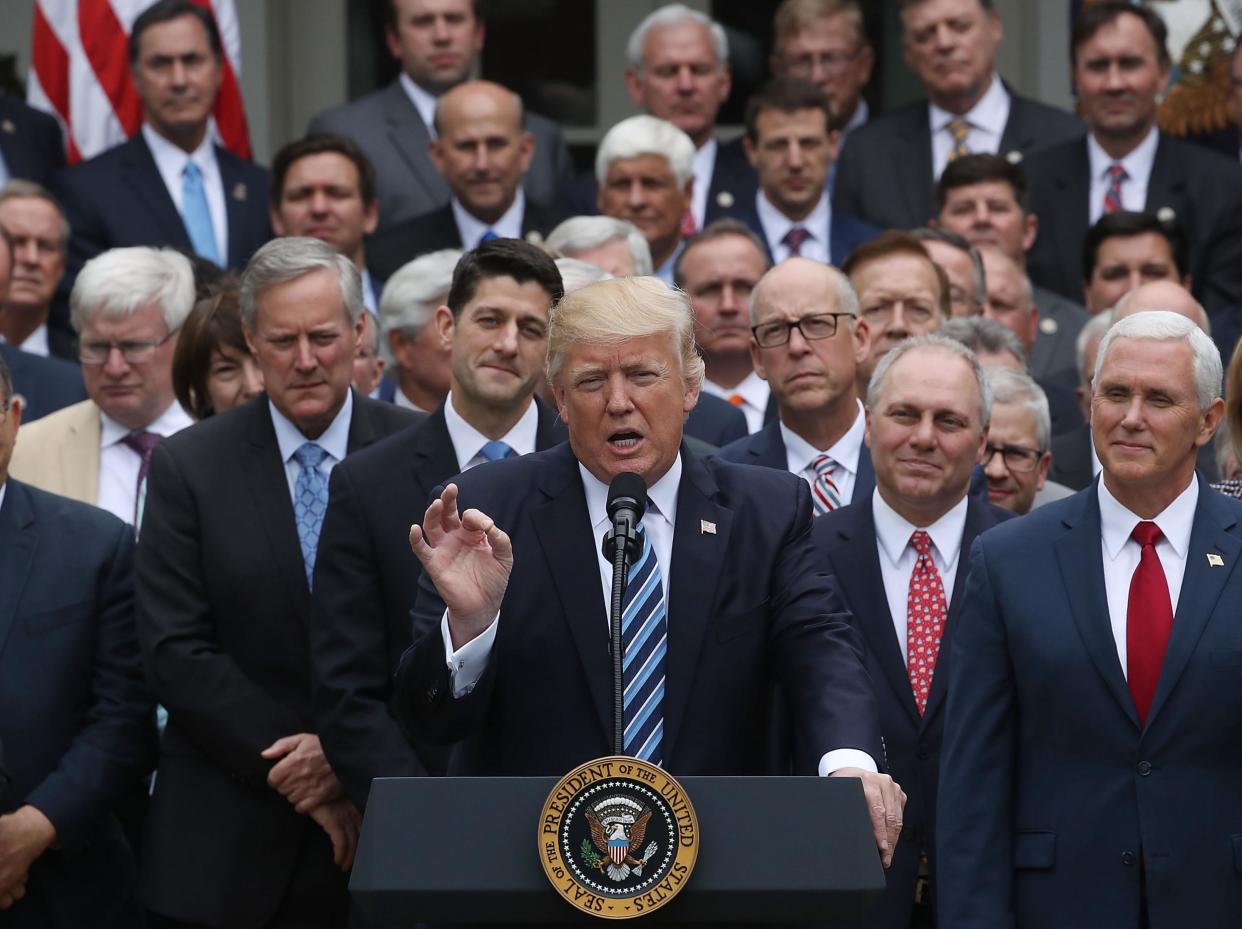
[293,442,330,588]
[906,530,947,716]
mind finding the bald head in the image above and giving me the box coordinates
[751,256,856,324]
[979,246,1037,351]
[429,80,534,223]
[1113,280,1210,335]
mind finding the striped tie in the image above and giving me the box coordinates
[622,527,666,764]
[810,454,841,516]
[1103,163,1127,214]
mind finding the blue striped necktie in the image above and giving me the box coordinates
[622,525,666,764]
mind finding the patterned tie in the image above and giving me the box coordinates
[1103,163,1128,214]
[906,530,947,715]
[622,526,666,764]
[946,118,971,163]
[181,161,220,265]
[1127,522,1173,725]
[809,454,841,517]
[782,226,811,258]
[479,439,516,461]
[293,442,330,588]
[121,430,162,529]
[479,229,500,244]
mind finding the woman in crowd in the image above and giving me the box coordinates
[171,281,264,419]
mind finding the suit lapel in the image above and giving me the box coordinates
[1054,489,1139,727]
[899,106,936,226]
[1146,488,1242,726]
[62,402,100,504]
[1053,141,1091,288]
[0,482,37,661]
[410,407,460,495]
[382,84,447,203]
[242,401,310,610]
[748,420,786,469]
[122,137,192,248]
[216,147,256,267]
[851,446,875,505]
[1144,134,1186,216]
[663,448,731,762]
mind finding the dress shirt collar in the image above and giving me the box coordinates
[399,72,440,137]
[702,370,767,409]
[1087,125,1159,188]
[843,99,869,135]
[269,389,353,465]
[142,121,217,180]
[871,487,969,569]
[1,322,50,356]
[0,482,7,514]
[929,72,1009,137]
[1097,472,1198,561]
[451,190,525,249]
[361,268,379,316]
[394,387,429,413]
[755,188,830,252]
[581,454,682,534]
[690,136,717,227]
[443,389,539,470]
[655,239,685,285]
[780,399,864,476]
[100,400,195,449]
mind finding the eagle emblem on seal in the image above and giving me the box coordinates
[584,795,659,882]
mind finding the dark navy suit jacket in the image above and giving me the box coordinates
[0,343,85,422]
[715,417,876,505]
[0,480,155,929]
[939,482,1242,929]
[718,195,879,267]
[684,392,748,448]
[813,494,1011,929]
[0,95,65,186]
[394,442,883,776]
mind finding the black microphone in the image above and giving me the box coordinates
[602,472,647,755]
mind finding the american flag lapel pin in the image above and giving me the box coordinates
[699,520,716,535]
[232,182,248,202]
[1207,553,1224,567]
[1,119,15,135]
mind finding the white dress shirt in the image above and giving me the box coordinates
[929,74,1011,181]
[1097,475,1196,675]
[871,490,968,663]
[451,190,526,249]
[0,323,50,357]
[399,72,439,137]
[701,371,770,434]
[142,123,228,263]
[0,482,8,515]
[1087,127,1159,225]
[654,239,684,285]
[269,390,353,501]
[394,388,430,414]
[443,390,539,471]
[781,400,865,505]
[690,136,717,231]
[755,189,832,265]
[97,400,195,525]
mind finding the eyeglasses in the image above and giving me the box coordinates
[751,312,853,348]
[982,442,1043,473]
[784,49,862,77]
[79,330,178,365]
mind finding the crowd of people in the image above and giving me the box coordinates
[2,0,1241,927]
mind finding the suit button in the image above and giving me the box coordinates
[1121,852,1136,866]
[1137,761,1152,776]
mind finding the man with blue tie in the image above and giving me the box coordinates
[938,310,1242,928]
[136,237,417,929]
[394,274,906,868]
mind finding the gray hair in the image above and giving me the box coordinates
[555,257,614,294]
[939,316,1027,369]
[866,333,993,429]
[986,366,1051,452]
[1094,309,1222,410]
[627,4,728,73]
[0,179,70,250]
[546,216,654,276]
[379,249,461,338]
[748,262,859,326]
[239,237,361,330]
[595,115,696,188]
[70,246,195,333]
[1076,309,1114,385]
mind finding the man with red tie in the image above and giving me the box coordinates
[938,310,1239,929]
[812,333,1011,928]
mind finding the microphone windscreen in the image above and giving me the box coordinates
[606,472,647,520]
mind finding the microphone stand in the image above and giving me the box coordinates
[604,512,643,756]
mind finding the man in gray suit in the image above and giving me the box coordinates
[307,0,571,233]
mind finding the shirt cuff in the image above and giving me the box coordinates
[818,749,878,777]
[441,611,498,698]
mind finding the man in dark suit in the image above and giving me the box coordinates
[0,181,77,360]
[0,354,155,928]
[938,310,1238,928]
[136,238,418,929]
[308,0,571,234]
[395,274,906,867]
[1080,212,1189,317]
[0,95,65,188]
[814,334,1011,928]
[366,81,564,281]
[54,1,271,296]
[1025,2,1242,314]
[834,0,1082,232]
[723,78,877,266]
[311,240,566,804]
[718,257,876,507]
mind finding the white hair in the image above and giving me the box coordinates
[239,237,362,330]
[986,367,1051,452]
[379,249,461,337]
[627,4,728,72]
[595,115,696,188]
[546,216,654,276]
[1076,309,1114,385]
[1094,309,1222,410]
[70,246,195,333]
[866,333,993,429]
[555,257,614,294]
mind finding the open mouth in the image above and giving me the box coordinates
[609,430,643,450]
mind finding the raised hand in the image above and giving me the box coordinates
[410,483,513,648]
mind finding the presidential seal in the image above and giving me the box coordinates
[539,757,699,919]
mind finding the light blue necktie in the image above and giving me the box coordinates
[479,439,516,461]
[622,525,666,764]
[181,161,220,265]
[293,442,330,587]
[479,229,499,244]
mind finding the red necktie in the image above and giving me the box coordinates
[680,209,697,238]
[906,530,947,715]
[1103,163,1127,214]
[782,226,810,257]
[1126,521,1173,725]
[726,393,745,407]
